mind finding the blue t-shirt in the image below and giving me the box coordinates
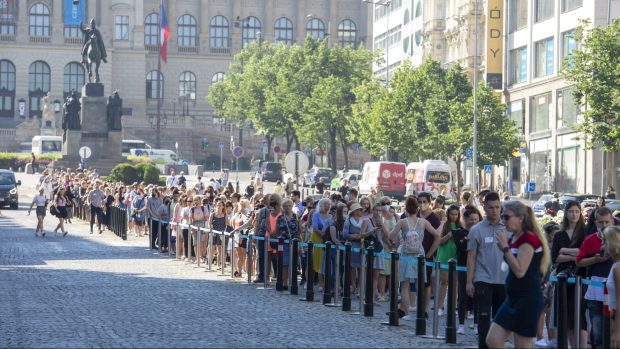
[312,212,333,236]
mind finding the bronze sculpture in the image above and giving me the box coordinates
[62,90,81,131]
[80,19,107,83]
[106,90,123,130]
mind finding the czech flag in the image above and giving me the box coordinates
[160,0,170,63]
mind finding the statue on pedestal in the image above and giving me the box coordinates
[80,19,108,83]
[106,90,123,130]
[62,90,81,131]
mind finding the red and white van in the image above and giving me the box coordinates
[359,161,407,199]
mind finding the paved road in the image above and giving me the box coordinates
[0,173,478,348]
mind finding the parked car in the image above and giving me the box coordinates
[604,200,620,211]
[303,167,333,187]
[330,170,362,190]
[259,162,283,182]
[533,194,554,217]
[558,194,599,208]
[0,169,21,209]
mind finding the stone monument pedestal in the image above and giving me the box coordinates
[53,83,127,174]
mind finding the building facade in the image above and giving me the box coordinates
[0,0,371,168]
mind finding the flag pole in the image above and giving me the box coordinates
[156,1,162,148]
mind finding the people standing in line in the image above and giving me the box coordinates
[603,226,620,349]
[360,203,386,301]
[53,187,69,236]
[131,189,147,237]
[28,187,48,237]
[299,196,315,286]
[166,171,177,188]
[277,198,300,289]
[180,195,195,262]
[253,194,271,283]
[102,187,114,230]
[417,192,442,317]
[436,205,461,316]
[311,198,333,291]
[155,194,170,253]
[64,183,77,224]
[231,198,252,277]
[264,194,284,281]
[87,181,105,234]
[189,195,209,265]
[315,177,327,195]
[466,192,509,349]
[575,206,614,348]
[485,200,550,349]
[377,197,399,302]
[388,196,443,321]
[147,189,163,248]
[454,206,481,335]
[550,200,587,348]
[343,202,365,295]
[536,222,560,347]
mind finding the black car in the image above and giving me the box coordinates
[260,162,283,182]
[558,194,599,209]
[0,169,21,209]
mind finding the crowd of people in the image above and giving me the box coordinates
[25,167,620,349]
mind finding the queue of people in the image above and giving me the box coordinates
[25,167,620,349]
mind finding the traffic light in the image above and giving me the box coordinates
[202,141,209,149]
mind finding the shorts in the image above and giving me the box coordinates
[134,219,144,226]
[36,206,46,217]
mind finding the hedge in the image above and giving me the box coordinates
[109,163,162,185]
[0,152,60,170]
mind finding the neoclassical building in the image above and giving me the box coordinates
[0,0,371,165]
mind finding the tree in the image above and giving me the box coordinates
[561,19,620,151]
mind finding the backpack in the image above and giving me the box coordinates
[49,204,59,217]
[399,218,424,255]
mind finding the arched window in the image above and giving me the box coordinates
[29,3,50,36]
[0,60,16,117]
[404,9,411,24]
[274,17,293,45]
[146,70,164,99]
[306,18,325,39]
[29,61,50,118]
[209,15,230,48]
[144,13,159,46]
[177,14,197,47]
[415,1,422,18]
[179,71,196,100]
[63,63,85,98]
[242,16,261,48]
[211,72,225,85]
[338,19,357,47]
[415,30,422,46]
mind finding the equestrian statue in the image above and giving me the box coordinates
[80,19,107,83]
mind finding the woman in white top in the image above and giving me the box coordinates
[603,226,620,349]
[28,187,48,237]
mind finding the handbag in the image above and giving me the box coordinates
[364,219,383,253]
[49,205,59,217]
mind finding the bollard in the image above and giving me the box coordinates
[422,260,444,339]
[121,208,127,240]
[195,226,201,267]
[342,243,352,311]
[574,276,582,347]
[246,235,253,283]
[353,247,366,315]
[219,232,226,276]
[603,282,611,349]
[556,273,568,349]
[445,259,457,344]
[416,254,427,336]
[363,246,374,317]
[276,238,284,291]
[290,239,299,295]
[323,241,333,304]
[325,245,341,307]
[257,236,272,290]
[386,252,400,326]
[300,242,315,301]
[175,224,181,260]
[186,224,192,264]
[206,229,214,271]
[229,232,236,279]
[157,220,163,253]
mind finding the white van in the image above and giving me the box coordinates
[31,135,62,154]
[130,148,179,165]
[406,160,452,198]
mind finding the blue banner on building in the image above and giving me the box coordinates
[64,0,85,25]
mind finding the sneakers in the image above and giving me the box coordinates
[408,306,417,312]
[402,315,413,321]
[438,308,445,317]
[457,325,465,334]
[62,231,68,237]
[534,339,548,347]
[467,312,474,320]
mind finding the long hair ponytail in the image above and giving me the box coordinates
[504,201,550,275]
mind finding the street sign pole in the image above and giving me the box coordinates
[295,152,299,190]
[220,147,223,172]
[236,156,239,193]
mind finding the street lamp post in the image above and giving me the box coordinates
[472,1,479,193]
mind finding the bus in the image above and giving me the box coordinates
[406,160,452,198]
[31,136,62,154]
[122,139,149,156]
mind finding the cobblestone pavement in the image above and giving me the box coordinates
[0,174,478,348]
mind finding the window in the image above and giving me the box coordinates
[63,63,85,98]
[0,60,15,117]
[403,9,410,24]
[415,30,422,46]
[374,25,402,51]
[210,15,230,48]
[561,30,578,68]
[509,100,525,133]
[415,1,422,18]
[562,0,582,12]
[179,72,196,100]
[64,25,80,37]
[0,0,16,35]
[146,70,163,99]
[29,61,50,118]
[374,0,403,20]
[115,15,129,40]
[338,19,357,48]
[535,0,554,22]
[530,92,551,133]
[177,14,197,47]
[534,37,554,77]
[306,18,325,40]
[144,13,159,46]
[509,47,527,84]
[0,23,15,35]
[274,17,293,45]
[557,87,578,128]
[509,0,528,32]
[29,3,50,36]
[211,72,225,85]
[557,146,578,193]
[242,16,261,48]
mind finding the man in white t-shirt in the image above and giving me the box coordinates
[166,171,178,188]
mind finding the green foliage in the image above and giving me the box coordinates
[561,19,620,151]
[137,163,160,185]
[127,155,155,165]
[0,152,60,170]
[109,163,161,185]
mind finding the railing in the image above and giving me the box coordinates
[209,47,231,55]
[145,44,159,53]
[29,36,51,43]
[0,34,15,42]
[64,36,82,45]
[0,128,16,137]
[178,45,199,53]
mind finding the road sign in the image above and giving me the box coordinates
[284,151,310,175]
[79,146,92,159]
[526,182,536,193]
[273,145,281,153]
[181,159,189,166]
[219,141,224,150]
[232,146,244,159]
[466,148,473,159]
[484,164,493,174]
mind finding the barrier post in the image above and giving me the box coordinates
[122,208,127,240]
[246,235,253,283]
[175,224,181,260]
[383,251,399,326]
[322,241,333,304]
[186,224,192,264]
[167,221,171,257]
[219,232,226,276]
[290,238,299,295]
[445,259,457,344]
[195,226,201,267]
[556,273,568,349]
[574,275,582,346]
[276,237,284,291]
[342,242,352,311]
[326,245,341,307]
[257,236,273,290]
[229,232,236,279]
[206,229,214,271]
[352,247,366,315]
[422,260,444,339]
[300,242,315,301]
[416,254,427,336]
[157,219,163,253]
[363,246,374,317]
[603,282,611,349]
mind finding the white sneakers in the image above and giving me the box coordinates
[437,308,445,316]
[402,315,413,321]
[534,338,548,347]
[457,325,466,334]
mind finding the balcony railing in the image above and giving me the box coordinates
[178,45,199,53]
[29,36,51,43]
[0,34,15,42]
[64,36,82,45]
[0,128,17,138]
[209,47,231,55]
[145,44,159,53]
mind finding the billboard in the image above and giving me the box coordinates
[64,0,85,25]
[486,0,503,90]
